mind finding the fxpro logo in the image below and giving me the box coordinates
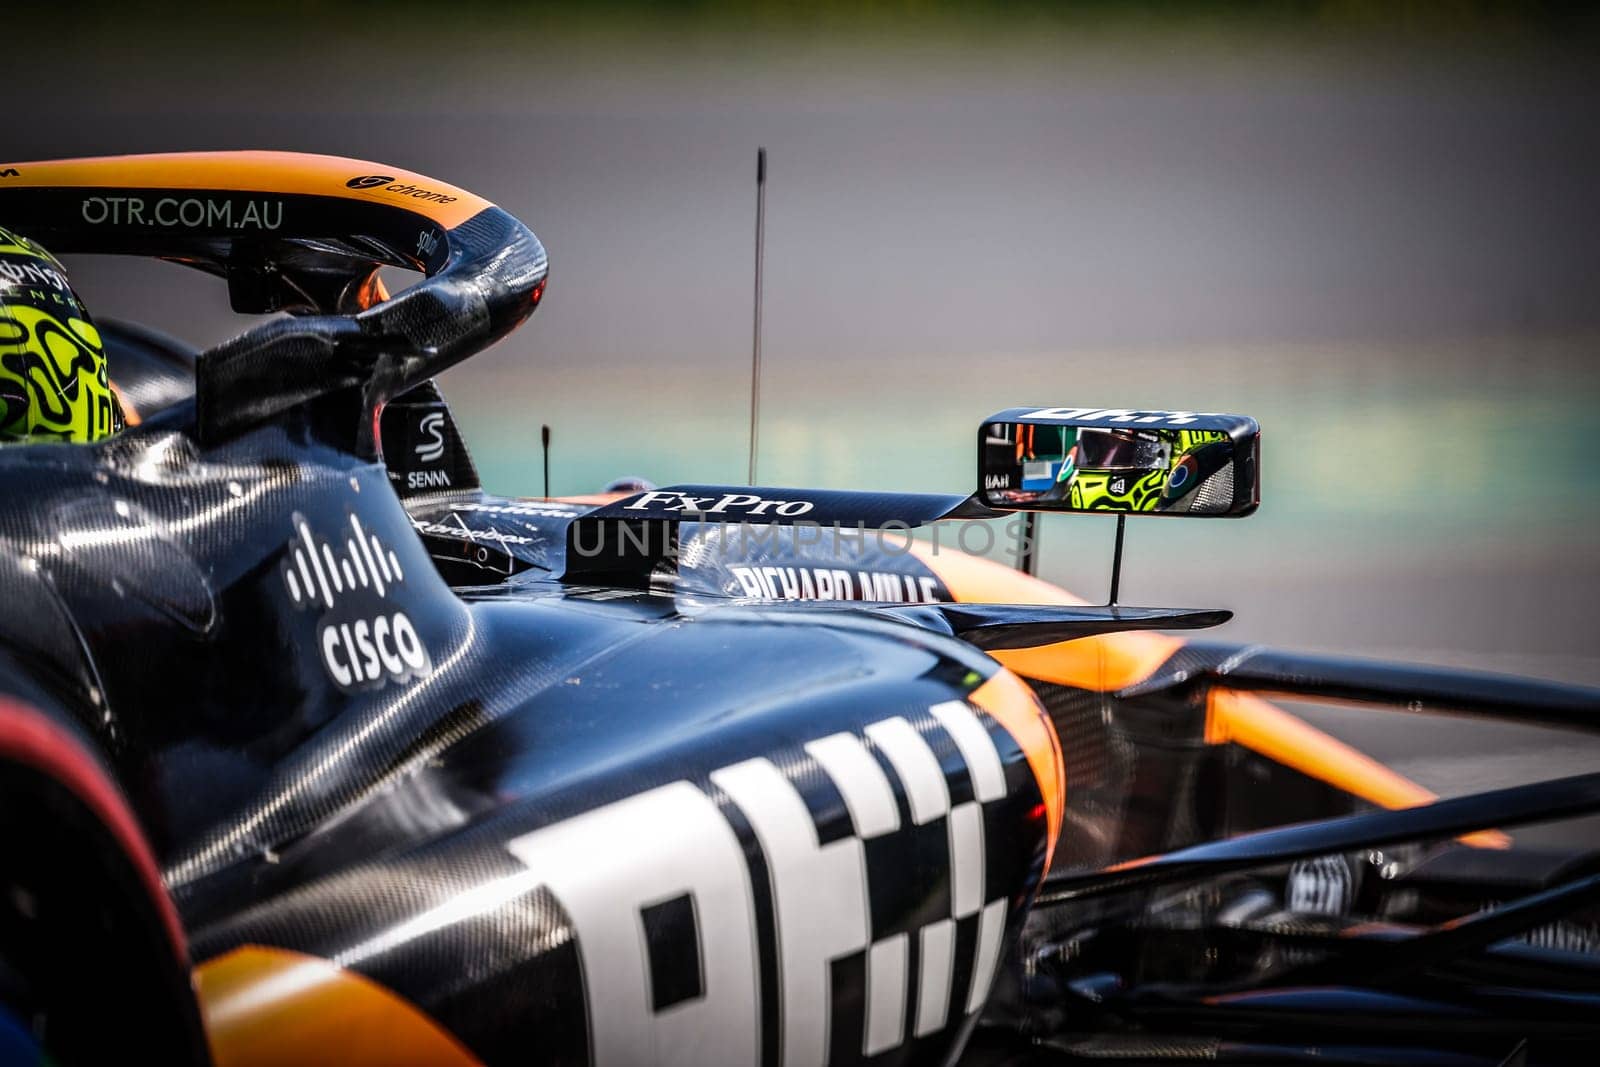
[346,173,459,205]
[623,490,815,517]
[282,512,430,690]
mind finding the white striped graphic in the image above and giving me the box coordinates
[948,802,985,918]
[864,717,949,825]
[712,757,870,1067]
[929,700,1006,802]
[490,698,1025,1064]
[283,512,416,611]
[915,918,954,1037]
[321,544,343,592]
[805,732,899,838]
[349,514,386,597]
[967,899,1008,1014]
[346,539,369,587]
[296,519,333,608]
[864,933,907,1056]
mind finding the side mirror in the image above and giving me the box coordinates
[979,408,1259,517]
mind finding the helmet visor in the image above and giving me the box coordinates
[1075,429,1168,470]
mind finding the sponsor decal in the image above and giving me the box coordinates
[346,173,459,205]
[624,490,815,517]
[414,412,446,462]
[81,195,283,231]
[282,513,430,690]
[455,500,585,519]
[729,564,942,603]
[0,256,72,294]
[407,470,453,490]
[1022,407,1210,426]
[505,700,1016,1065]
[983,473,1010,489]
[1109,476,1127,495]
[410,517,533,545]
[1167,454,1196,490]
[416,229,439,257]
[0,168,19,178]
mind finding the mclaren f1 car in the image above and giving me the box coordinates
[0,152,1595,1066]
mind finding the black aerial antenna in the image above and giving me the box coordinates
[748,147,767,486]
[541,424,551,499]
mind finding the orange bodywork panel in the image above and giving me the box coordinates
[1,151,493,230]
[1207,688,1510,849]
[970,668,1066,872]
[911,538,1505,846]
[196,945,482,1067]
[909,539,1186,691]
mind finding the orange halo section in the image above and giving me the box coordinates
[970,667,1066,872]
[196,944,482,1067]
[2,151,493,230]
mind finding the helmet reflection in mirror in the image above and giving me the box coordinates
[979,410,1259,517]
[0,226,124,444]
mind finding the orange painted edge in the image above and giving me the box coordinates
[107,380,141,427]
[3,152,493,230]
[970,668,1065,873]
[196,944,482,1067]
[906,539,1184,692]
[906,538,1089,607]
[907,540,1509,850]
[1207,688,1511,849]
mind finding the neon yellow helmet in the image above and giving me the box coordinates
[1061,427,1231,512]
[0,226,124,444]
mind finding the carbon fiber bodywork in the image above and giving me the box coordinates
[0,153,1597,1066]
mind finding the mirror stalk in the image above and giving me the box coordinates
[1108,513,1126,605]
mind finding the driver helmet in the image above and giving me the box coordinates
[0,226,123,444]
[1063,428,1171,511]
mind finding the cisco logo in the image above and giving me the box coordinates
[282,512,431,691]
[346,175,396,190]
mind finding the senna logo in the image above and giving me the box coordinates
[0,168,18,179]
[414,411,446,462]
[346,174,396,189]
[282,512,431,690]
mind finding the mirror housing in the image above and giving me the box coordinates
[979,408,1259,516]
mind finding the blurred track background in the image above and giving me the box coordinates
[6,2,1598,760]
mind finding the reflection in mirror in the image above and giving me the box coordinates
[979,409,1259,517]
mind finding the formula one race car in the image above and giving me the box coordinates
[0,153,1595,1066]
